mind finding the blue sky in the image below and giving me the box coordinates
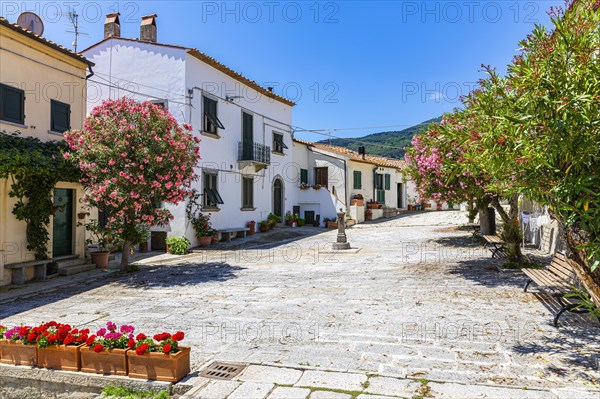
[3,1,562,142]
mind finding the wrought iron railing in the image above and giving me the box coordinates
[238,141,271,164]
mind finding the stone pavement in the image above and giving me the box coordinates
[1,211,599,398]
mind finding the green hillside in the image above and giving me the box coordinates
[317,116,441,159]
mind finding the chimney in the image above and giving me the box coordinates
[104,13,120,39]
[140,14,157,42]
[358,146,366,159]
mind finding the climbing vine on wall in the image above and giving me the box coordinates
[0,131,80,259]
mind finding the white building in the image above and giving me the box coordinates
[83,14,295,247]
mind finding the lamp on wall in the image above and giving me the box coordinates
[225,95,244,102]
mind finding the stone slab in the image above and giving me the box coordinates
[295,370,366,392]
[239,365,303,385]
[191,380,241,399]
[309,390,353,399]
[428,382,556,398]
[228,381,274,399]
[267,386,311,399]
[364,376,421,397]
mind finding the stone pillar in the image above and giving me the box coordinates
[332,211,351,250]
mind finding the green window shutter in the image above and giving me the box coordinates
[377,189,385,203]
[384,174,391,190]
[353,171,361,189]
[300,169,308,184]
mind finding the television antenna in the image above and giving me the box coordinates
[16,12,44,35]
[58,7,88,52]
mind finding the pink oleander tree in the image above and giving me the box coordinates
[65,97,200,268]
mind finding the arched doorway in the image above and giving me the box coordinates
[273,178,284,218]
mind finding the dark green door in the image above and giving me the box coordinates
[52,188,73,257]
[242,112,253,160]
[273,179,283,217]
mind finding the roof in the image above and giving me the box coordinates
[0,17,94,67]
[292,138,406,170]
[82,37,295,107]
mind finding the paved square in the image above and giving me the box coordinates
[2,211,599,397]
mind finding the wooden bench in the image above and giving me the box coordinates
[483,235,506,258]
[466,223,481,238]
[4,259,52,285]
[523,252,599,326]
[218,228,250,242]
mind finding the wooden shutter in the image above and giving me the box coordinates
[51,100,70,132]
[353,171,361,189]
[385,174,391,190]
[1,84,25,124]
[300,169,308,184]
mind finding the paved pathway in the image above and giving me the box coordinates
[2,211,599,398]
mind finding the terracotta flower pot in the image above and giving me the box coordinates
[128,346,191,382]
[259,225,269,233]
[139,242,149,253]
[37,344,83,371]
[247,222,256,235]
[350,199,364,206]
[198,236,212,247]
[326,221,338,229]
[90,252,110,269]
[0,341,37,366]
[80,346,128,376]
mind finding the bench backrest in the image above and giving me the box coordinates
[548,252,576,284]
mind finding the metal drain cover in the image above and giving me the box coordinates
[199,361,247,380]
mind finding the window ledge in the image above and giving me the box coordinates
[272,150,285,156]
[240,207,256,211]
[202,207,220,212]
[48,130,65,136]
[201,131,220,139]
[1,120,28,129]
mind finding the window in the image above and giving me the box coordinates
[375,173,384,190]
[242,177,254,209]
[314,167,328,188]
[203,96,224,134]
[150,99,168,109]
[50,100,70,133]
[353,171,362,189]
[0,83,25,124]
[273,132,288,153]
[300,169,308,185]
[384,173,391,190]
[203,172,224,208]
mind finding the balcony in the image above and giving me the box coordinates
[238,141,271,171]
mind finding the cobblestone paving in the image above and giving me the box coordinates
[2,211,599,398]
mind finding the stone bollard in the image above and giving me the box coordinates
[332,211,351,250]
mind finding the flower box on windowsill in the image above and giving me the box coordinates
[312,184,322,190]
[127,346,191,382]
[80,347,129,376]
[200,131,220,139]
[37,344,84,371]
[0,341,37,366]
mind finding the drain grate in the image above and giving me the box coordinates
[199,361,247,380]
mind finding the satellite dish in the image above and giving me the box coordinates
[17,12,44,35]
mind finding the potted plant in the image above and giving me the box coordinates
[284,211,294,226]
[350,194,364,206]
[299,183,310,190]
[80,322,134,376]
[323,218,338,229]
[35,322,88,371]
[83,219,115,269]
[365,208,373,221]
[247,220,256,236]
[312,184,321,190]
[135,224,151,253]
[267,213,281,229]
[191,213,213,247]
[299,218,306,227]
[128,331,190,382]
[0,325,37,366]
[259,220,270,232]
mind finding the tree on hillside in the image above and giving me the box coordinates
[65,97,200,269]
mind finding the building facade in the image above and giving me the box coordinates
[0,17,94,285]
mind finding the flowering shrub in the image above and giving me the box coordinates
[64,97,200,268]
[165,236,191,255]
[85,322,136,351]
[133,331,185,355]
[191,213,213,237]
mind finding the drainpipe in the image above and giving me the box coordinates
[372,166,378,202]
[343,159,348,213]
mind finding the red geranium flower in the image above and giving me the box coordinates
[85,335,96,346]
[27,333,37,342]
[64,335,75,345]
[93,344,104,353]
[135,333,146,341]
[127,339,135,348]
[173,331,184,341]
[136,343,149,356]
[162,344,171,354]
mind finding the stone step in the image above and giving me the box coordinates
[57,259,96,276]
[54,256,85,267]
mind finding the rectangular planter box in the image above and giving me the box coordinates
[326,222,338,229]
[0,341,37,366]
[350,199,364,206]
[128,346,190,382]
[37,344,83,371]
[80,347,129,376]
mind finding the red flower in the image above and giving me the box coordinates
[27,333,37,342]
[136,343,149,356]
[162,344,171,354]
[173,331,184,341]
[85,335,96,346]
[64,335,75,345]
[93,344,104,353]
[135,333,146,341]
[127,339,135,348]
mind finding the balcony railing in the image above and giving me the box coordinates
[238,141,271,165]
